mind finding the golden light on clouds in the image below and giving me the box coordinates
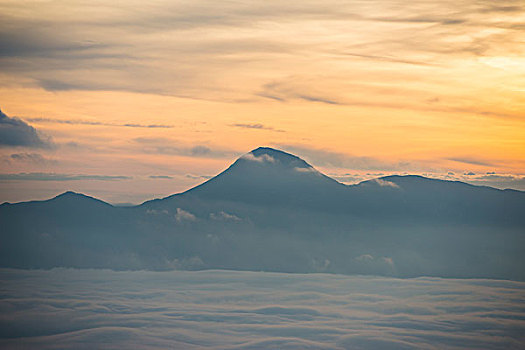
[0,0,524,203]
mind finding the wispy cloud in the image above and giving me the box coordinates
[149,175,174,179]
[185,174,213,180]
[371,178,400,188]
[258,81,342,105]
[210,211,242,222]
[338,51,436,66]
[5,153,57,165]
[175,208,196,222]
[276,144,413,171]
[0,173,132,181]
[1,0,521,114]
[231,123,284,132]
[241,153,276,163]
[133,138,239,159]
[27,117,173,129]
[447,156,495,167]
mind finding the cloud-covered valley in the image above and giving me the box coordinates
[1,269,524,349]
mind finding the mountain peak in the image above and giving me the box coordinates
[54,191,86,199]
[176,146,343,205]
[50,191,112,206]
[250,147,298,159]
[239,147,313,169]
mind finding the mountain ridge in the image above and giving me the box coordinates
[1,147,524,279]
[2,147,523,207]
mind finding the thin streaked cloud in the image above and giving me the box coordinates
[0,173,132,181]
[27,117,173,129]
[231,123,284,132]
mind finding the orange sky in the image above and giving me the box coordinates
[1,0,524,203]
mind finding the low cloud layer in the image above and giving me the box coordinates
[1,269,524,349]
[463,174,525,191]
[0,109,53,148]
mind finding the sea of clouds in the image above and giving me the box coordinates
[1,269,524,349]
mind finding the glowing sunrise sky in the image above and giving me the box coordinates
[1,0,524,203]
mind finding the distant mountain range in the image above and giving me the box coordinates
[2,147,524,280]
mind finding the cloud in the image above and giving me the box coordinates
[329,174,365,184]
[231,123,284,132]
[293,167,318,174]
[241,153,276,163]
[146,209,169,215]
[476,174,514,181]
[210,211,242,222]
[355,254,374,262]
[0,0,523,123]
[175,208,196,222]
[1,269,524,349]
[480,5,524,13]
[338,52,434,66]
[462,174,525,191]
[133,138,238,159]
[185,174,213,180]
[447,157,495,167]
[189,145,211,156]
[0,173,132,181]
[372,179,400,189]
[0,109,53,148]
[10,153,45,162]
[4,153,58,165]
[27,117,173,129]
[258,81,342,105]
[149,175,174,179]
[276,144,413,171]
[295,94,340,105]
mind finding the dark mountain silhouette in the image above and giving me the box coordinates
[1,147,524,279]
[145,147,346,209]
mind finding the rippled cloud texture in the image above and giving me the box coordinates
[1,269,524,349]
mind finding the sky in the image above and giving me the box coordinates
[2,268,525,349]
[0,0,524,204]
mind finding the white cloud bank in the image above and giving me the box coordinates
[0,269,524,349]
